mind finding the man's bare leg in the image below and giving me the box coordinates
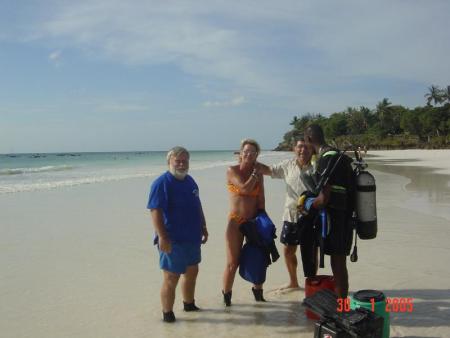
[181,264,199,304]
[161,270,180,313]
[330,255,349,298]
[281,245,300,289]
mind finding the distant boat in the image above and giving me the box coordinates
[56,153,80,157]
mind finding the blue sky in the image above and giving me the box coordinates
[1,0,449,153]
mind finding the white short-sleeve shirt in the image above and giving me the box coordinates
[271,158,316,223]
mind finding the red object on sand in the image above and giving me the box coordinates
[305,275,336,320]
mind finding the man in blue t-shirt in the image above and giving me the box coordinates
[147,146,208,323]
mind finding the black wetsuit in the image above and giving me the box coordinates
[240,217,280,265]
[316,147,354,256]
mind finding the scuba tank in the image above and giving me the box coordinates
[353,151,377,240]
[300,146,378,265]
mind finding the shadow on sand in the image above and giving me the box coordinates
[181,288,449,333]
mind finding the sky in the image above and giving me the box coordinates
[1,0,449,153]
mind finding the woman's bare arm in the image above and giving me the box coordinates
[227,166,259,194]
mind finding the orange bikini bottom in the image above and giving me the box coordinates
[228,212,247,225]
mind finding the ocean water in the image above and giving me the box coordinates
[0,151,286,194]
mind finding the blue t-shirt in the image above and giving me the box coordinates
[147,171,203,244]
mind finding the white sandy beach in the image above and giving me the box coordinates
[1,149,450,338]
[369,149,450,175]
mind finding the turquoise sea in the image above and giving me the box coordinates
[0,151,285,194]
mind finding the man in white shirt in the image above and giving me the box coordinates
[257,137,318,289]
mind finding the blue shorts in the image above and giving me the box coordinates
[159,242,201,274]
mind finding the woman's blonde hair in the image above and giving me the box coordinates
[240,138,260,154]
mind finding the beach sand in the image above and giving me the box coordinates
[1,149,449,338]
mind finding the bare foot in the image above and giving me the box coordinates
[268,283,302,294]
[279,283,301,291]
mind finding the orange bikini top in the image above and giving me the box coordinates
[227,183,260,197]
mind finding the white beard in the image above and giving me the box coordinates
[169,167,188,180]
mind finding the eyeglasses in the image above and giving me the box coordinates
[241,151,257,155]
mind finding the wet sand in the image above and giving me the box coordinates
[1,150,449,337]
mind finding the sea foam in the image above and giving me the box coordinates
[0,165,74,176]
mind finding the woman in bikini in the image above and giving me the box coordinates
[222,139,266,306]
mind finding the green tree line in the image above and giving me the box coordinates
[275,85,450,150]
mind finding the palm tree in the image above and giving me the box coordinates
[376,98,393,135]
[290,116,299,126]
[376,98,391,113]
[346,107,367,134]
[425,85,444,106]
[360,106,373,129]
[443,86,450,103]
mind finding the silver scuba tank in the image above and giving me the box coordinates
[355,170,377,239]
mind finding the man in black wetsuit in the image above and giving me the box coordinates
[303,124,353,299]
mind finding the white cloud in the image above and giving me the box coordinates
[48,49,62,67]
[30,1,297,94]
[3,0,450,113]
[94,102,149,113]
[49,50,61,60]
[29,1,448,94]
[203,95,246,108]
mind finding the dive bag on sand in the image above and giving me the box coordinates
[303,289,384,338]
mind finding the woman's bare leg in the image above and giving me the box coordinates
[222,221,244,293]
